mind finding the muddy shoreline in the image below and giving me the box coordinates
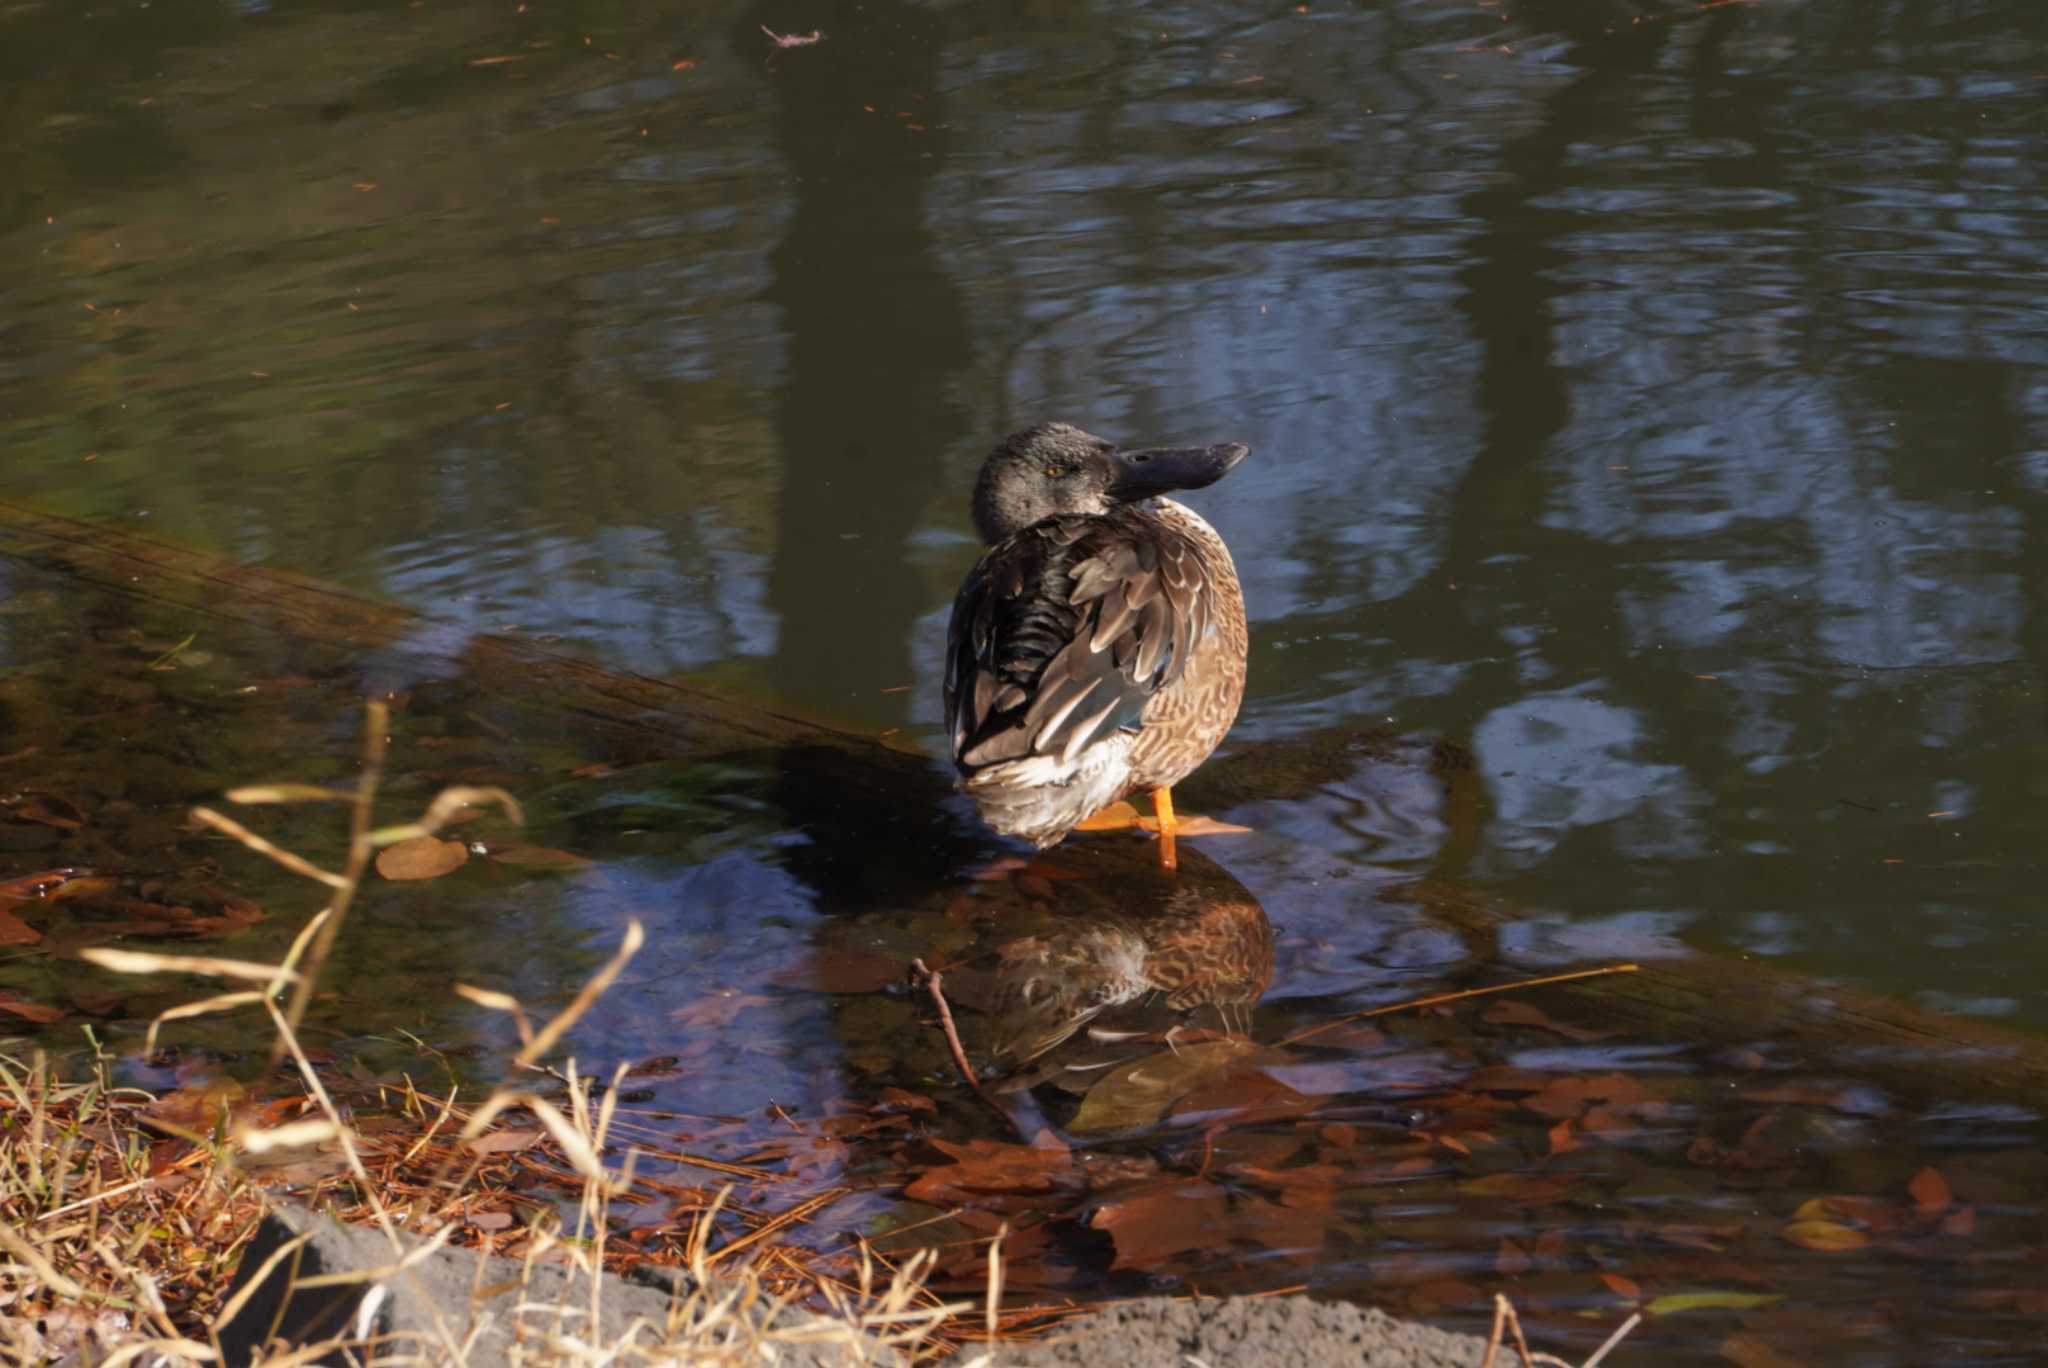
[222,1204,1500,1366]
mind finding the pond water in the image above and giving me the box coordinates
[3,0,2047,1361]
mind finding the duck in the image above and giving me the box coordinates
[970,847,1276,1076]
[943,422,1250,872]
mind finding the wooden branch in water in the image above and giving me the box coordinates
[7,497,2043,1109]
[910,958,1019,1135]
[0,497,1453,809]
[1386,878,2048,1105]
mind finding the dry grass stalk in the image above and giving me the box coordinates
[3,703,972,1365]
[1481,1293,1641,1368]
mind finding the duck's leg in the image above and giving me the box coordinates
[1152,785,1178,873]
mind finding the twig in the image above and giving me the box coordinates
[275,699,390,1058]
[705,1187,850,1267]
[632,1147,785,1183]
[1582,1312,1642,1368]
[910,959,1019,1134]
[1277,964,1639,1047]
[1483,1293,1534,1368]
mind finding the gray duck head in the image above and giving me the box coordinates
[971,421,1250,545]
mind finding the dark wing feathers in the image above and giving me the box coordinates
[947,507,1212,775]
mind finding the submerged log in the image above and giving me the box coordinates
[1388,878,2048,1105]
[0,497,1459,813]
[5,497,2044,1108]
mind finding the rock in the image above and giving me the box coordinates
[215,1204,900,1366]
[1001,1295,1492,1368]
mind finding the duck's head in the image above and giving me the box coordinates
[971,421,1249,545]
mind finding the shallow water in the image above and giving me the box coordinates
[4,0,2048,1359]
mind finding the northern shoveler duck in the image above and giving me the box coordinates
[944,422,1249,872]
[973,847,1275,1075]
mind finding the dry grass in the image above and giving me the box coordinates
[0,703,972,1366]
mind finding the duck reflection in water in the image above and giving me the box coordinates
[939,842,1274,1093]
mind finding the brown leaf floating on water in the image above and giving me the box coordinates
[466,1129,542,1155]
[142,1078,249,1137]
[903,1138,1077,1205]
[1091,1180,1231,1270]
[0,905,41,946]
[15,793,85,830]
[1480,998,1613,1041]
[1781,1218,1868,1252]
[1522,1071,1649,1120]
[669,990,771,1030]
[0,990,64,1024]
[1908,1166,1952,1213]
[376,837,469,881]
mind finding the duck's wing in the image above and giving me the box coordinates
[946,509,1213,774]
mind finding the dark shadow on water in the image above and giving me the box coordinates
[738,0,975,707]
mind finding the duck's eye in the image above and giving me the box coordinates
[1045,465,1070,479]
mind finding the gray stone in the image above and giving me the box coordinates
[215,1203,900,1366]
[1001,1295,1493,1368]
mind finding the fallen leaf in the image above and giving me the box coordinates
[1579,1104,1635,1138]
[1739,1083,1860,1108]
[0,905,41,945]
[1907,1166,1952,1213]
[1646,1290,1786,1316]
[467,1130,542,1155]
[488,846,590,868]
[470,1209,514,1230]
[669,990,771,1030]
[15,793,85,829]
[144,1079,249,1137]
[1069,1038,1271,1134]
[904,1138,1076,1205]
[1171,1066,1318,1128]
[1481,999,1612,1041]
[1523,1072,1649,1120]
[1319,1122,1360,1149]
[1090,1181,1230,1269]
[874,1087,936,1115]
[197,885,264,925]
[0,869,93,900]
[1719,1332,1811,1368]
[0,990,63,1024]
[1780,1219,1868,1252]
[1599,1271,1642,1300]
[1236,1188,1329,1258]
[376,837,469,881]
